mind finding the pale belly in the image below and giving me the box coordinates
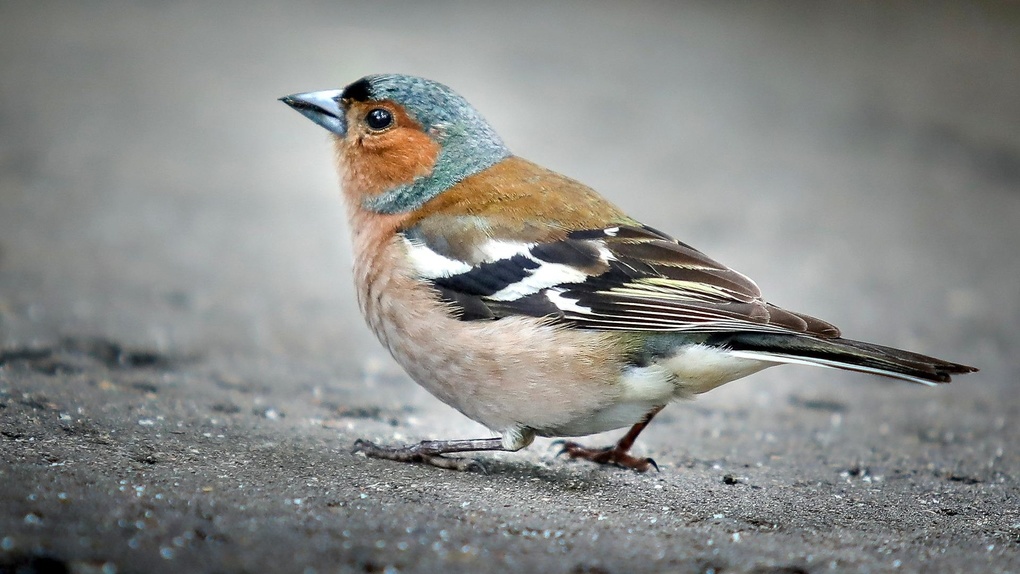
[352,231,771,446]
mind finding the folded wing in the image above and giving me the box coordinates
[401,223,840,338]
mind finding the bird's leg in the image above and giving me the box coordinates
[352,437,508,472]
[557,406,664,472]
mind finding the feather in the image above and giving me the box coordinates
[399,223,841,338]
[712,332,977,385]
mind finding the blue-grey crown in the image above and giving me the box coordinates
[346,74,511,214]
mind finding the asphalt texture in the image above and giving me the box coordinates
[1,2,1018,573]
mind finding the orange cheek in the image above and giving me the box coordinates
[336,127,441,208]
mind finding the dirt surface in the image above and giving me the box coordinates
[1,2,1018,573]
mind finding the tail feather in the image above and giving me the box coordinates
[711,333,978,386]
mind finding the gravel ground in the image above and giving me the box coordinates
[1,2,1018,573]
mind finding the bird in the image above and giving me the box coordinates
[280,74,977,472]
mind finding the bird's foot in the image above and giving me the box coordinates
[351,439,486,472]
[554,440,659,472]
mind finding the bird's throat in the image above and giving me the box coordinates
[333,135,440,212]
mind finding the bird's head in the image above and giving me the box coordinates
[281,74,510,214]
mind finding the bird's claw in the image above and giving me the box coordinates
[555,440,659,473]
[351,439,486,472]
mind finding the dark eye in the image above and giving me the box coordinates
[365,108,393,131]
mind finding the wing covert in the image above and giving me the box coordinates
[400,223,839,338]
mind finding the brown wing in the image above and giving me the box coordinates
[404,221,840,338]
[548,225,839,337]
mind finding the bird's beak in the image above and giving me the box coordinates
[279,89,347,136]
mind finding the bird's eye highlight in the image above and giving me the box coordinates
[365,108,394,131]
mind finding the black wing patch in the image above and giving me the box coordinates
[404,224,840,338]
[433,254,539,296]
[530,239,605,268]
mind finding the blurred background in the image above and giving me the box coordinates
[1,2,1018,571]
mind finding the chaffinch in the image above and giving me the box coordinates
[281,74,977,472]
